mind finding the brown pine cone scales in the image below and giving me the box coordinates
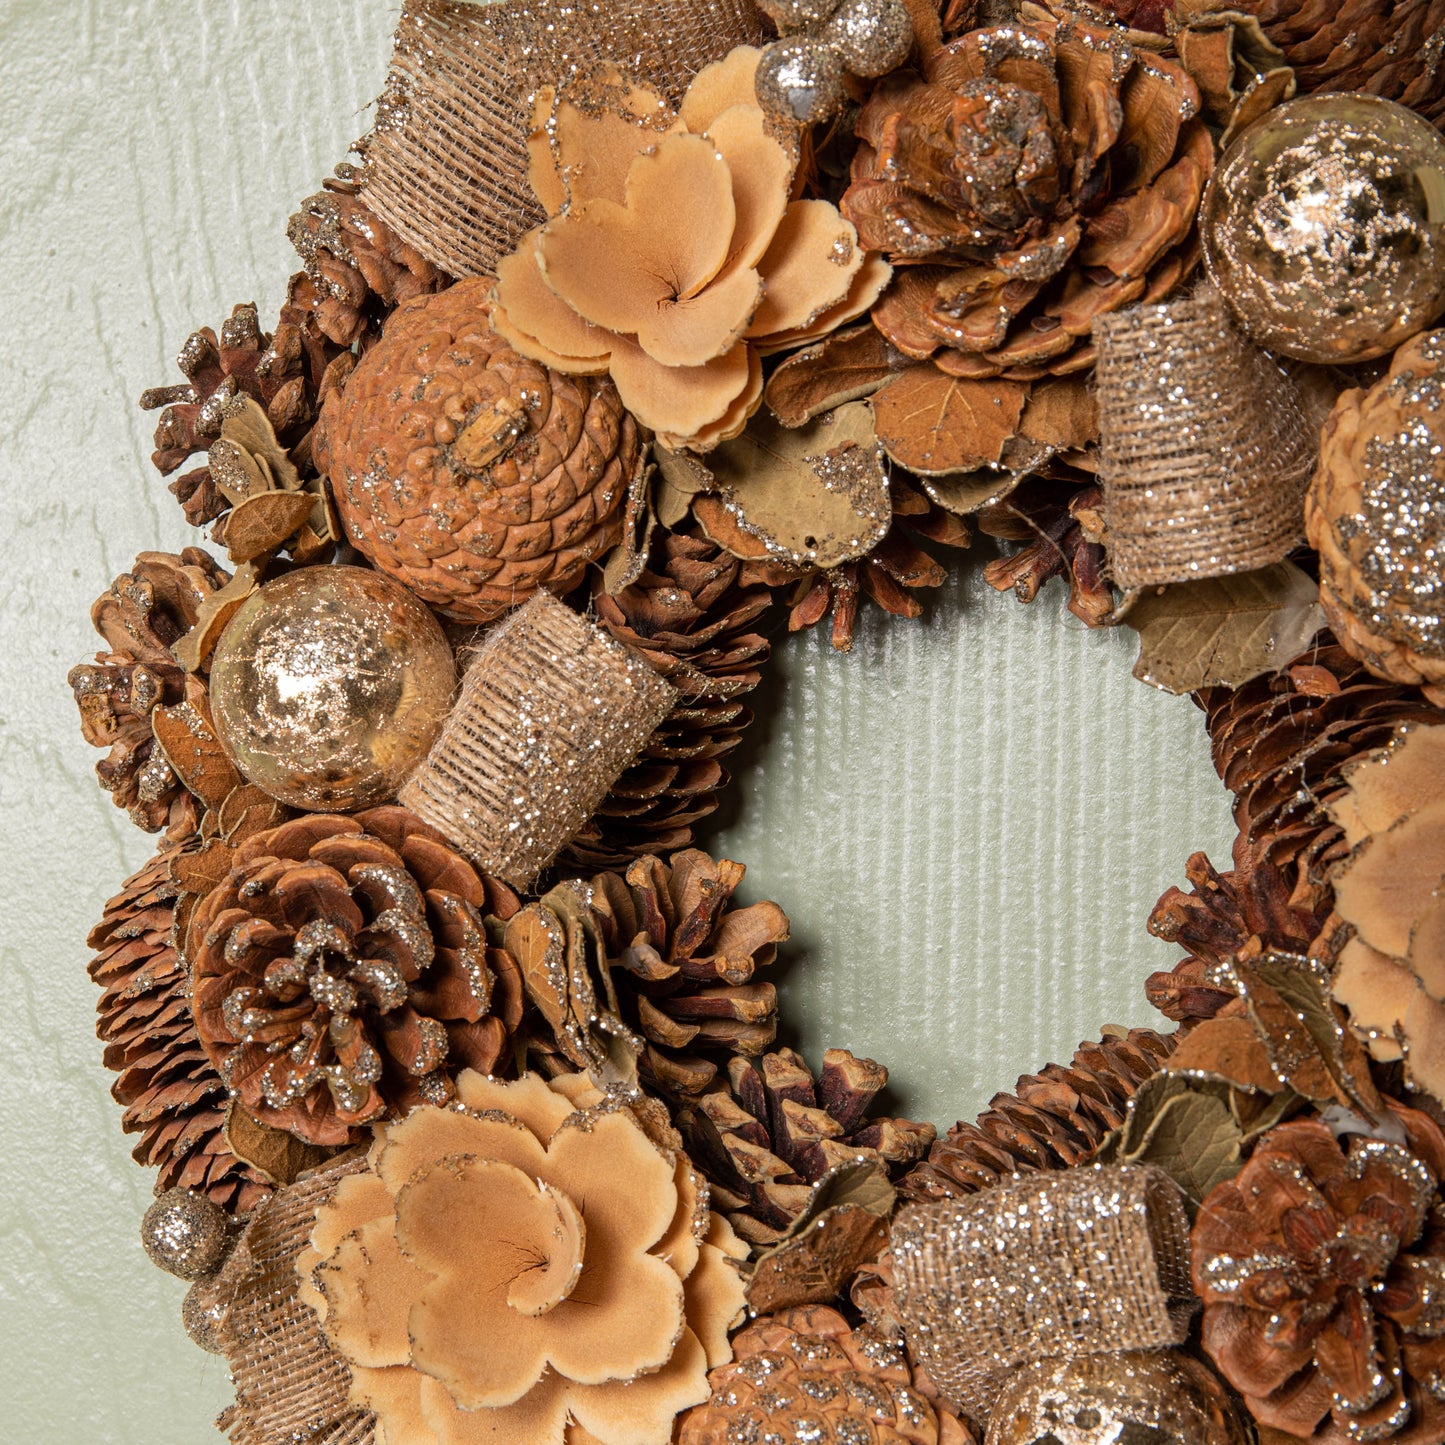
[1192,1105,1445,1443]
[188,806,522,1147]
[675,1047,936,1245]
[88,846,271,1214]
[898,1027,1176,1202]
[69,549,230,838]
[315,276,638,622]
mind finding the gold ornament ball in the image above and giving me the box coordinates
[181,1280,229,1355]
[1202,93,1445,363]
[820,0,913,79]
[986,1351,1250,1445]
[210,565,456,813]
[755,38,847,126]
[140,1188,233,1281]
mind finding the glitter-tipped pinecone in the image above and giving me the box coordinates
[676,1047,936,1246]
[561,533,775,871]
[287,165,447,348]
[187,806,523,1147]
[68,548,230,838]
[679,1306,979,1444]
[898,1027,1176,1202]
[88,846,271,1214]
[315,277,639,622]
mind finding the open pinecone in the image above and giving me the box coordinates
[898,1026,1176,1202]
[561,532,775,871]
[675,1047,936,1246]
[88,845,271,1214]
[287,165,446,347]
[68,549,230,838]
[832,13,1211,481]
[141,292,353,529]
[188,806,522,1147]
[315,277,638,622]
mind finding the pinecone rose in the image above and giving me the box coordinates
[188,806,522,1146]
[1192,1106,1445,1443]
[315,276,638,622]
[301,1071,748,1445]
[490,48,890,452]
[838,15,1212,483]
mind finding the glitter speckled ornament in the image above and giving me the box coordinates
[755,38,847,124]
[141,1188,234,1281]
[181,1280,228,1354]
[210,566,455,813]
[820,0,913,77]
[1202,93,1445,363]
[985,1352,1250,1445]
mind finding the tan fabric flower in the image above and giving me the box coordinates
[302,1071,747,1445]
[491,48,890,451]
[1328,723,1445,1103]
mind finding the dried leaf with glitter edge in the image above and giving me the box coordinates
[224,1099,340,1186]
[691,404,891,569]
[1123,562,1325,695]
[150,687,242,810]
[172,562,260,673]
[764,322,909,428]
[870,370,1029,479]
[654,444,714,530]
[1165,1015,1284,1095]
[601,455,657,595]
[219,491,318,564]
[745,1158,895,1315]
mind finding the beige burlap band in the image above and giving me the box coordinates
[360,0,768,279]
[1093,284,1318,590]
[890,1163,1195,1420]
[399,590,675,889]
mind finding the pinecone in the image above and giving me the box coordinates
[287,165,446,347]
[560,532,775,871]
[898,1027,1176,1203]
[675,1047,937,1246]
[679,1305,979,1445]
[68,549,230,838]
[1306,331,1445,705]
[141,291,354,529]
[315,277,638,622]
[1193,1105,1445,1443]
[187,806,523,1147]
[825,13,1211,481]
[88,845,271,1214]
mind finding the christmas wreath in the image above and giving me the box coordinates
[70,1,1445,1441]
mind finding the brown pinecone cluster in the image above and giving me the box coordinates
[68,549,230,838]
[675,1047,936,1246]
[562,533,775,870]
[88,846,271,1214]
[899,1027,1176,1202]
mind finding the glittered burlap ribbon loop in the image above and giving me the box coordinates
[399,590,675,889]
[1094,284,1318,590]
[890,1163,1195,1419]
[360,0,768,278]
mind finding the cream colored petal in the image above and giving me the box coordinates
[374,1105,548,1196]
[1405,988,1445,1106]
[661,347,764,452]
[707,104,791,274]
[1409,895,1445,998]
[538,135,736,336]
[564,1327,712,1445]
[1333,938,1414,1061]
[681,47,764,134]
[296,1244,326,1322]
[1334,800,1445,959]
[493,232,614,373]
[317,1218,428,1370]
[547,1071,607,1111]
[652,1156,706,1282]
[311,1172,395,1263]
[1331,725,1445,844]
[421,1370,570,1445]
[608,335,753,442]
[527,86,568,217]
[746,201,864,340]
[755,249,893,356]
[638,265,763,368]
[456,1070,577,1142]
[685,1217,748,1370]
[548,92,682,210]
[350,1365,434,1445]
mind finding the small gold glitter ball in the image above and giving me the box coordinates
[986,1351,1250,1445]
[820,0,913,79]
[140,1188,233,1281]
[181,1280,228,1355]
[755,38,847,125]
[1202,93,1445,363]
[210,565,455,812]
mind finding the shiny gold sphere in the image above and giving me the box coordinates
[140,1188,233,1281]
[986,1351,1250,1445]
[210,566,455,812]
[1202,93,1445,363]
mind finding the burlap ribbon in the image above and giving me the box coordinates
[360,0,768,279]
[399,590,675,889]
[1093,284,1318,590]
[890,1163,1195,1420]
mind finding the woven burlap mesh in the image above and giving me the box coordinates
[1093,284,1318,590]
[399,590,675,889]
[360,0,768,279]
[207,1158,375,1445]
[890,1164,1195,1420]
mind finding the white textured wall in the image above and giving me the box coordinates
[0,3,1235,1439]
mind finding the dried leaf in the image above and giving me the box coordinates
[225,1099,338,1186]
[654,444,713,529]
[172,838,236,899]
[696,404,891,568]
[1017,374,1098,453]
[871,369,1028,478]
[172,562,260,673]
[1124,562,1325,695]
[209,395,301,501]
[601,456,656,595]
[1165,1015,1284,1094]
[150,689,242,810]
[216,783,290,844]
[219,491,316,564]
[765,322,908,428]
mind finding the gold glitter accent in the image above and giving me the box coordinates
[1094,284,1318,589]
[399,591,675,889]
[140,1188,234,1281]
[890,1164,1194,1419]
